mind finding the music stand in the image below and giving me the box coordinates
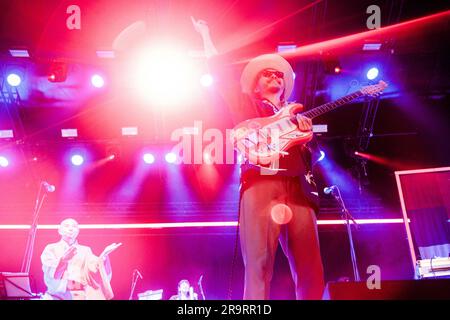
[0,272,35,300]
[137,289,163,300]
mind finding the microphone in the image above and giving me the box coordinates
[133,269,143,279]
[323,185,336,195]
[42,181,56,193]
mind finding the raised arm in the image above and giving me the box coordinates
[191,16,218,58]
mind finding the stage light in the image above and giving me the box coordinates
[0,156,9,168]
[277,43,297,53]
[106,145,120,161]
[9,49,30,58]
[312,124,328,133]
[121,127,138,136]
[143,153,155,164]
[318,150,326,161]
[366,67,379,80]
[0,130,14,139]
[6,73,21,87]
[48,62,67,82]
[0,218,412,230]
[61,129,78,138]
[200,74,213,87]
[165,152,177,164]
[130,45,196,106]
[71,154,84,166]
[91,74,104,88]
[362,43,382,51]
[96,50,115,59]
[324,56,341,75]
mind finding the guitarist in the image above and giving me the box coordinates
[192,17,324,300]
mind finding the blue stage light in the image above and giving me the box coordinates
[71,154,84,166]
[366,67,379,80]
[7,73,21,87]
[318,150,326,162]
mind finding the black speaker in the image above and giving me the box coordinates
[323,279,450,300]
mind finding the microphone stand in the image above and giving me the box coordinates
[331,186,361,282]
[129,271,141,300]
[21,182,49,274]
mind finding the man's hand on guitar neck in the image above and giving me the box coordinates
[296,114,313,132]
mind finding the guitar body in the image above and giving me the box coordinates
[231,103,313,166]
[231,81,388,167]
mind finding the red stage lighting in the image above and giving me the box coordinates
[323,56,341,75]
[47,62,67,82]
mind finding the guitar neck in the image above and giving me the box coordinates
[301,90,364,119]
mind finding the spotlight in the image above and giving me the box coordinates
[130,45,196,106]
[91,74,104,88]
[6,73,21,87]
[71,154,84,166]
[165,152,177,164]
[48,62,67,82]
[324,56,341,75]
[143,153,155,164]
[106,145,120,161]
[366,67,379,80]
[0,156,9,168]
[200,74,213,87]
[318,150,326,161]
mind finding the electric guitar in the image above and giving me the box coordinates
[231,80,388,167]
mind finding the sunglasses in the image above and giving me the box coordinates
[260,69,284,79]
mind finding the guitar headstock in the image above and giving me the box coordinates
[361,80,388,97]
